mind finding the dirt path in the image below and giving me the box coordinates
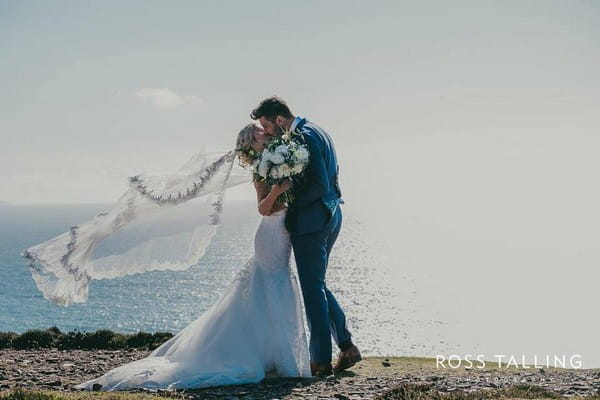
[1,349,599,399]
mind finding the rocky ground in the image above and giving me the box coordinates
[1,349,599,399]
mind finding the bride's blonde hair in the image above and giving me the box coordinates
[235,122,261,166]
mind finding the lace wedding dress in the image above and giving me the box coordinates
[21,149,311,389]
[75,208,311,390]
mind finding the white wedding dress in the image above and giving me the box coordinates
[74,208,311,391]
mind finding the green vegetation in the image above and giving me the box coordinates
[0,388,180,400]
[0,327,173,351]
[376,383,599,400]
[2,384,598,400]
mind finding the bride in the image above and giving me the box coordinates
[28,123,313,390]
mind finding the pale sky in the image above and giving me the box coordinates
[1,0,598,205]
[1,0,600,365]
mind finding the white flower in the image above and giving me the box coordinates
[292,164,304,174]
[270,166,281,179]
[258,158,269,178]
[269,152,285,165]
[261,150,273,162]
[294,147,309,163]
[274,144,289,155]
[278,164,292,177]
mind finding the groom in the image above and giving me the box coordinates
[250,96,362,376]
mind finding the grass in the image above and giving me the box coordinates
[376,383,600,400]
[0,388,182,400]
[3,384,598,400]
[352,356,599,375]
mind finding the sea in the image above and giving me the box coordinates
[0,202,598,368]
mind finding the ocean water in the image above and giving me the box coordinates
[0,202,444,357]
[1,202,598,368]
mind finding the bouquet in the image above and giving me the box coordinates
[253,130,310,205]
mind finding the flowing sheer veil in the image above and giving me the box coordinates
[21,149,253,306]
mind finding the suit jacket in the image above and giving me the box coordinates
[285,117,342,235]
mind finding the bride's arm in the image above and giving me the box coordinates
[254,180,291,216]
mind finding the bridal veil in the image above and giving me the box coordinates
[22,150,252,306]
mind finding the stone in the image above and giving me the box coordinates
[0,349,598,399]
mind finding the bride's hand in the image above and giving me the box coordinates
[271,181,292,197]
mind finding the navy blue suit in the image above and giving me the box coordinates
[285,117,352,365]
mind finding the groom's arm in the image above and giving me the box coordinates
[292,132,329,208]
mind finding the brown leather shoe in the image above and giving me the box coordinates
[310,362,333,377]
[333,344,362,372]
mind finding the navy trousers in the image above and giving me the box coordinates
[290,206,352,364]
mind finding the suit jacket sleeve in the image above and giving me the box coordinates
[292,132,329,208]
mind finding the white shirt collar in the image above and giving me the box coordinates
[290,116,302,133]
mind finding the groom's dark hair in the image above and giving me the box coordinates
[250,96,293,122]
